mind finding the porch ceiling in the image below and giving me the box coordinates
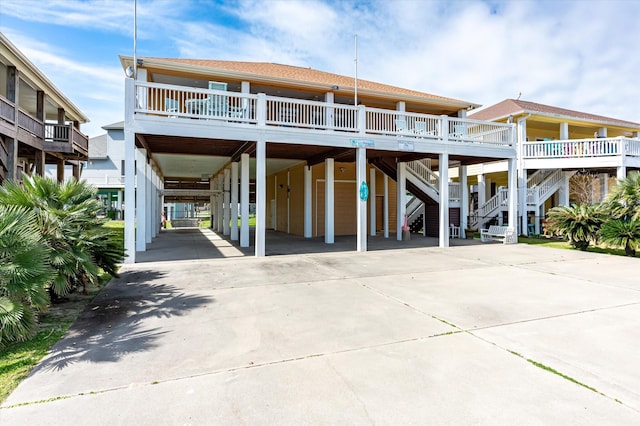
[139,134,502,179]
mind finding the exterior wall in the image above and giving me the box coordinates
[265,161,398,237]
[82,128,126,186]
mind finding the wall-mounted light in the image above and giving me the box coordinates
[125,66,134,77]
[332,85,339,91]
[339,167,345,173]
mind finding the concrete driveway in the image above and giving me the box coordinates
[2,241,640,424]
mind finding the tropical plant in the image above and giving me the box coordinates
[599,219,640,257]
[545,203,606,251]
[0,176,124,298]
[605,173,640,221]
[0,205,52,346]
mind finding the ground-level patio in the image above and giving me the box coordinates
[2,242,639,424]
[134,227,481,262]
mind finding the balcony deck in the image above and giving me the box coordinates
[132,81,515,161]
[522,138,640,169]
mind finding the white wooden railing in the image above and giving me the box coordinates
[522,137,640,159]
[469,186,509,229]
[526,169,564,205]
[83,175,126,186]
[407,159,439,186]
[132,80,514,147]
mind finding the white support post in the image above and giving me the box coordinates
[383,174,389,238]
[477,173,486,208]
[560,171,571,206]
[217,174,224,232]
[145,162,152,244]
[304,165,312,238]
[369,167,376,236]
[209,176,215,229]
[508,158,518,240]
[356,148,367,252]
[117,190,123,220]
[123,135,136,262]
[231,162,239,241]
[396,162,406,241]
[135,148,147,252]
[240,153,250,247]
[559,122,569,140]
[617,166,626,180]
[460,165,468,238]
[223,168,231,236]
[255,139,266,256]
[438,153,449,248]
[325,158,335,244]
[325,92,334,130]
[519,168,528,236]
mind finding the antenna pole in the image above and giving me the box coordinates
[133,0,137,78]
[354,34,358,106]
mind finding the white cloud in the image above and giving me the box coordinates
[3,0,639,130]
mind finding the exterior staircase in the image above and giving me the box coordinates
[370,157,460,235]
[469,168,571,230]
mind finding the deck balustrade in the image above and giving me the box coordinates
[522,137,639,159]
[134,81,514,148]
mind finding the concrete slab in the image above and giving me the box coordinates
[3,334,638,425]
[2,238,639,424]
[474,304,640,411]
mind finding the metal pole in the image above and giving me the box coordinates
[133,0,137,78]
[354,34,358,106]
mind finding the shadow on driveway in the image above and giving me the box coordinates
[31,270,214,372]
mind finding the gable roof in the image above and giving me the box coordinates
[470,99,640,129]
[124,57,479,110]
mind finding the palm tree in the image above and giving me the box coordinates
[605,173,640,221]
[599,219,640,256]
[545,204,605,251]
[0,176,124,298]
[0,205,52,346]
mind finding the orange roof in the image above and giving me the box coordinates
[470,99,640,128]
[145,58,477,107]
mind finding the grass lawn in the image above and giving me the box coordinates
[518,236,635,257]
[0,220,123,404]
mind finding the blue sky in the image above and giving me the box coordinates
[1,0,639,137]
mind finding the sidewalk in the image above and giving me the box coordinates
[2,241,639,424]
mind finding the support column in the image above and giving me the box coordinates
[304,165,312,238]
[34,150,45,177]
[438,153,449,248]
[383,174,389,238]
[135,148,147,252]
[559,171,571,206]
[255,138,266,257]
[124,134,136,263]
[5,138,18,180]
[231,162,239,241]
[508,158,518,239]
[519,168,527,236]
[559,122,569,140]
[223,168,231,236]
[325,158,335,244]
[370,167,376,236]
[117,190,123,220]
[145,161,152,244]
[356,148,367,252]
[209,176,215,229]
[240,153,250,247]
[396,162,406,240]
[217,174,224,232]
[460,165,468,238]
[617,166,626,180]
[477,173,486,208]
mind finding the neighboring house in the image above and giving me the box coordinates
[465,99,640,234]
[120,57,518,263]
[82,121,126,218]
[0,33,89,183]
[82,120,199,220]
